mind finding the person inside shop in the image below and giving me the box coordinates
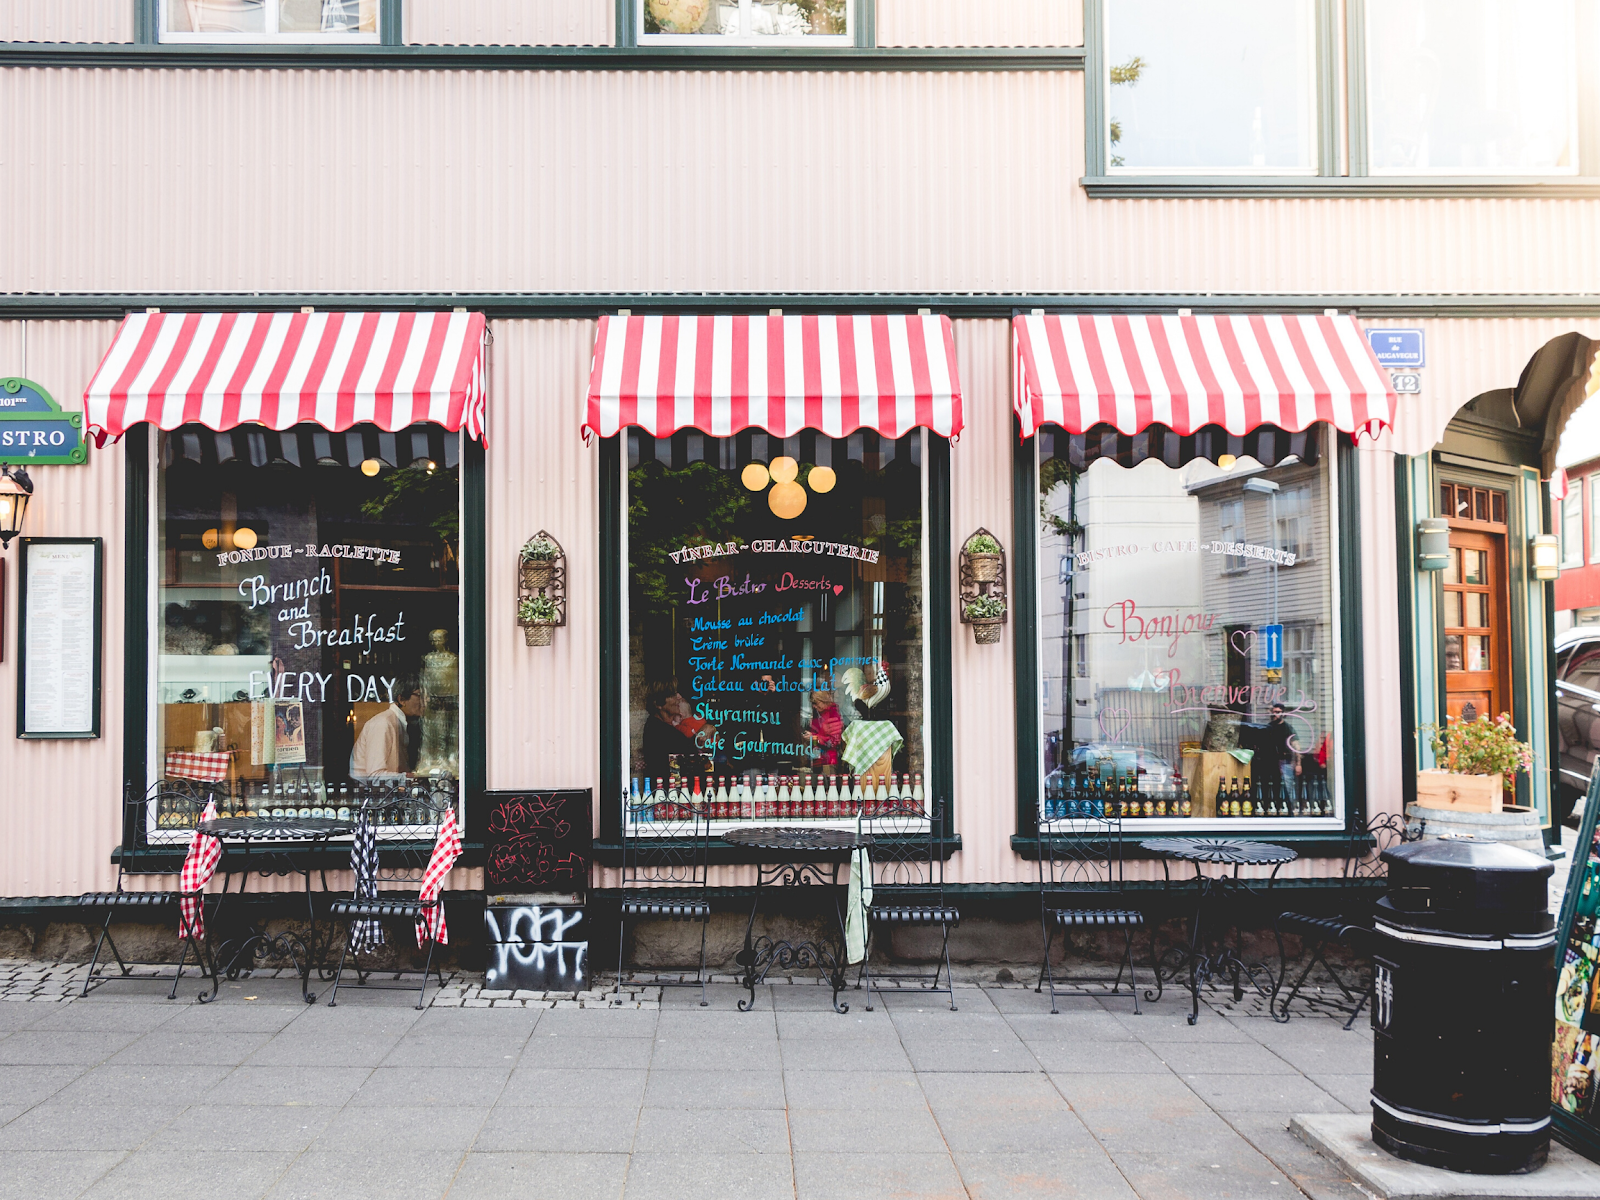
[350,678,425,778]
[805,684,843,767]
[642,681,697,782]
[1260,703,1303,788]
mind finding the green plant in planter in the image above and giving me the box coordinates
[518,595,560,624]
[966,532,1002,555]
[520,536,560,563]
[964,595,1007,621]
[1419,712,1533,777]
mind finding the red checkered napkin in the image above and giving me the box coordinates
[415,808,463,948]
[178,800,222,940]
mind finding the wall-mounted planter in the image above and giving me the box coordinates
[959,528,1008,646]
[517,531,566,649]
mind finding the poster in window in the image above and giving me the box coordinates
[274,701,307,764]
[17,537,102,739]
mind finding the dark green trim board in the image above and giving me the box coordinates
[1550,767,1600,1160]
[1082,0,1105,177]
[598,436,623,846]
[926,436,956,840]
[1345,0,1369,176]
[1393,456,1418,810]
[9,293,1600,321]
[134,0,157,44]
[1011,423,1040,836]
[0,43,1080,71]
[854,0,875,50]
[615,0,636,48]
[122,426,150,848]
[380,0,402,46]
[1314,0,1339,177]
[1336,435,1368,833]
[463,436,488,804]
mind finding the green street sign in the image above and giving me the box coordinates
[0,378,88,466]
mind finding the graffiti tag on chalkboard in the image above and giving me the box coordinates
[483,789,591,890]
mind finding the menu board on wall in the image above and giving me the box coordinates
[17,538,102,739]
[1553,763,1600,1161]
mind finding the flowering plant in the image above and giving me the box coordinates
[1420,713,1534,778]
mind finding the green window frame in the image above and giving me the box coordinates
[616,0,874,48]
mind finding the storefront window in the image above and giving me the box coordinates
[640,0,850,42]
[161,0,379,40]
[153,422,459,836]
[1038,426,1341,826]
[624,429,925,827]
[1565,487,1586,567]
[1103,0,1316,172]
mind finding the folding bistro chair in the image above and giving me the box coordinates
[614,793,711,1006]
[1273,811,1421,1027]
[1036,802,1144,1014]
[856,796,959,1011]
[327,779,461,1009]
[79,782,223,1000]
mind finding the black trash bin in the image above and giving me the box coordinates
[1368,836,1556,1174]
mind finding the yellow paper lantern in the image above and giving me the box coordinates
[360,458,382,477]
[807,466,836,494]
[232,526,258,550]
[201,528,220,549]
[769,456,799,483]
[769,481,807,519]
[742,462,771,491]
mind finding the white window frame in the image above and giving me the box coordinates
[1563,486,1585,567]
[158,0,381,44]
[1102,0,1319,177]
[1363,0,1580,178]
[638,0,853,46]
[1275,483,1315,563]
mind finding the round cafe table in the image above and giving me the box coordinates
[1140,837,1297,1025]
[722,826,873,1014]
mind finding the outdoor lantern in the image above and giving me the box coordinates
[1416,518,1450,571]
[0,464,34,548]
[1531,533,1561,581]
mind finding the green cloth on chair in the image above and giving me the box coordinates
[842,721,904,775]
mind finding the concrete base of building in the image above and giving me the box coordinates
[1292,1115,1600,1199]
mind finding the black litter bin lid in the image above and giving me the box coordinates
[1381,837,1552,918]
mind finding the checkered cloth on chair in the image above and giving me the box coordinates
[841,721,904,776]
[178,800,221,940]
[349,808,386,954]
[165,751,232,782]
[415,808,462,948]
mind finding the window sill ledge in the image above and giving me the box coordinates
[1082,175,1600,200]
[1009,831,1368,861]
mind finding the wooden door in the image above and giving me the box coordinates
[1442,529,1508,724]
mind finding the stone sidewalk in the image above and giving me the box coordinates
[0,959,1384,1200]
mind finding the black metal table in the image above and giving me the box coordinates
[198,816,352,1004]
[722,827,872,1014]
[1141,837,1298,1025]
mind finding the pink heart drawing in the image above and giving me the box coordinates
[833,585,844,595]
[1229,629,1258,659]
[1097,706,1132,743]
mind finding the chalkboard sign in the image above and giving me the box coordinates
[483,789,591,891]
[1553,764,1600,1161]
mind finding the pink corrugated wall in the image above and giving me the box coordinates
[406,0,611,46]
[0,1,133,43]
[877,0,1080,47]
[8,68,1600,296]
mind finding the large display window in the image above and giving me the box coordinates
[623,428,927,829]
[152,422,460,836]
[1037,425,1342,829]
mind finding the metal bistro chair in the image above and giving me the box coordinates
[1036,802,1145,1015]
[615,794,712,1007]
[857,795,959,1011]
[79,781,223,1000]
[1273,811,1421,1027]
[327,780,458,1009]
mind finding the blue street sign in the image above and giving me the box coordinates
[1261,623,1284,670]
[1366,328,1425,369]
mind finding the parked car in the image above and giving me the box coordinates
[1556,628,1600,827]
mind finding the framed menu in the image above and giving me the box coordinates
[16,537,102,739]
[1553,763,1600,1162]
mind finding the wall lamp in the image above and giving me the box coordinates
[1416,518,1450,572]
[1531,534,1561,582]
[0,465,34,548]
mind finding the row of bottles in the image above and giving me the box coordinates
[1042,772,1192,821]
[1212,777,1333,819]
[626,773,925,822]
[153,778,455,827]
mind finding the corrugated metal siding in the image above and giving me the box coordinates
[0,1,133,43]
[1358,443,1404,822]
[406,0,611,46]
[0,320,124,899]
[11,68,1600,296]
[878,0,1080,47]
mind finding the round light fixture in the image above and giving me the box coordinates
[769,480,807,520]
[411,458,437,474]
[769,456,799,484]
[1217,454,1237,471]
[232,526,258,551]
[360,458,382,477]
[741,462,771,491]
[201,528,220,550]
[807,465,836,494]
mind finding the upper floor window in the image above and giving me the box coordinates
[161,0,379,42]
[1275,484,1314,561]
[1366,0,1577,175]
[640,0,851,44]
[1563,485,1586,567]
[1104,0,1316,173]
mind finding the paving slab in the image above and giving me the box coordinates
[450,1151,630,1200]
[472,1104,641,1153]
[1293,1114,1600,1200]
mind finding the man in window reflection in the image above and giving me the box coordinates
[642,681,715,781]
[1262,704,1303,788]
[350,679,424,779]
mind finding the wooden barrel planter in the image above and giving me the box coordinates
[1405,803,1546,857]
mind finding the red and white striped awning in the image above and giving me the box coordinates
[583,313,964,441]
[1012,313,1396,440]
[84,310,488,444]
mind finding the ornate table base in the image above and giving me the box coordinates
[734,860,853,1014]
[1149,875,1279,1025]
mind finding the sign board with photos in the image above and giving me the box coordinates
[1553,764,1600,1161]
